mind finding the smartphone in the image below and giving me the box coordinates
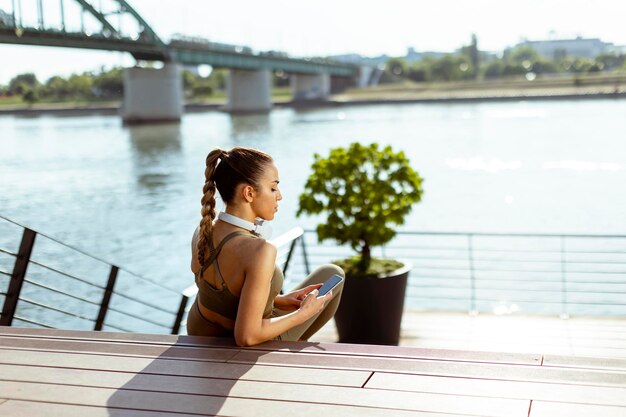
[317,274,343,298]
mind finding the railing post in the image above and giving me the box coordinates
[467,234,477,315]
[300,234,311,275]
[95,265,118,331]
[560,236,569,319]
[36,0,44,28]
[172,294,190,335]
[282,237,299,279]
[1,228,37,326]
[60,0,66,31]
[11,0,17,27]
[17,0,23,27]
[172,286,198,334]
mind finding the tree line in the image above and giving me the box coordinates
[0,68,125,104]
[382,36,626,83]
[0,66,230,104]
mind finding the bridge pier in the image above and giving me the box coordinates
[121,64,183,124]
[290,73,331,101]
[224,69,272,113]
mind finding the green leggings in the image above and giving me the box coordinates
[273,264,344,342]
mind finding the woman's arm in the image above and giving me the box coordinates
[234,241,330,346]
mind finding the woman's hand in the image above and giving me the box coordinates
[274,284,322,311]
[298,288,332,320]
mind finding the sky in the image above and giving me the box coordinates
[1,0,626,84]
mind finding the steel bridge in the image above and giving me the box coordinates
[0,0,356,77]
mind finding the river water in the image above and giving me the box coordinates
[1,99,626,315]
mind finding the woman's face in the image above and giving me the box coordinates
[251,162,282,221]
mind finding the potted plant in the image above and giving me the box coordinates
[297,142,424,345]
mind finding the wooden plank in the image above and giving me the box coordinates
[228,350,626,387]
[255,340,542,365]
[566,347,626,359]
[0,363,138,387]
[498,346,626,360]
[396,311,626,357]
[0,328,542,365]
[0,364,530,417]
[0,327,541,364]
[0,348,370,387]
[366,372,626,407]
[543,355,626,372]
[0,381,478,417]
[530,401,626,417]
[0,400,202,417]
[0,327,234,348]
[0,335,238,362]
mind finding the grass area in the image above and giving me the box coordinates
[271,87,293,97]
[0,96,120,109]
[0,95,23,105]
[339,72,626,99]
[185,87,292,105]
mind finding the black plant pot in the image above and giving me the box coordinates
[334,265,410,345]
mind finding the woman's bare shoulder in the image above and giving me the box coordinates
[239,234,276,256]
[232,235,275,269]
[237,238,276,287]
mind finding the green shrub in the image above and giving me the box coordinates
[297,142,424,274]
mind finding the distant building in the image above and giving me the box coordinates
[330,53,389,67]
[331,48,450,66]
[514,37,615,59]
[405,47,447,62]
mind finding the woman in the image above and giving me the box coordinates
[187,146,344,346]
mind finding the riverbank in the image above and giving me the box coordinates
[2,73,625,116]
[328,73,626,105]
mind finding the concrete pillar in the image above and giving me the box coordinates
[225,69,272,113]
[121,63,183,124]
[356,65,383,87]
[357,66,374,88]
[291,73,331,100]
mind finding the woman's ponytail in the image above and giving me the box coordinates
[197,149,224,272]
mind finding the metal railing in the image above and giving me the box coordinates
[0,215,307,334]
[2,212,624,338]
[0,215,191,333]
[278,230,626,318]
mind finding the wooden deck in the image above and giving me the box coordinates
[1,327,626,416]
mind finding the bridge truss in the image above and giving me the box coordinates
[0,0,167,60]
[0,0,356,76]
